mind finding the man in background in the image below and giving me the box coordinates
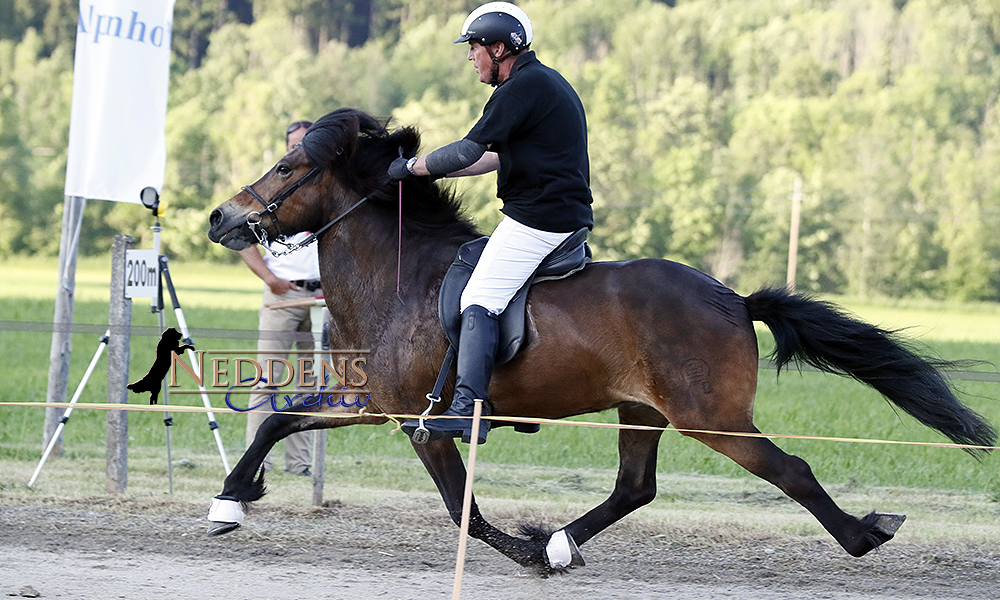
[239,120,317,475]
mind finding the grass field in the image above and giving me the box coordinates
[1,254,999,507]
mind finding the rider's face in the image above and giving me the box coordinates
[468,41,501,84]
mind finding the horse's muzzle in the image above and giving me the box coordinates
[207,203,254,250]
[208,207,225,236]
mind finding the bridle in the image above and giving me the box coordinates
[243,165,319,250]
[241,165,368,257]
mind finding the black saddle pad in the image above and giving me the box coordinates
[437,228,590,365]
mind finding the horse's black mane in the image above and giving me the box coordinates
[301,108,480,243]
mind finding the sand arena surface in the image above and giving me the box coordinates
[1,496,997,599]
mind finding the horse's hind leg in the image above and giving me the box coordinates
[414,404,666,570]
[561,403,666,552]
[686,428,902,557]
[411,437,551,567]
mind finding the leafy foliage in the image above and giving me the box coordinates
[2,0,1000,300]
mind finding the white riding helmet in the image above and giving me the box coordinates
[454,2,533,52]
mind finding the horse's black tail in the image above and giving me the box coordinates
[744,287,996,457]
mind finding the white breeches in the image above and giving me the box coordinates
[460,216,573,315]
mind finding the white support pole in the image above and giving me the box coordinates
[149,220,175,493]
[43,195,87,456]
[311,303,328,507]
[175,319,232,475]
[452,399,484,600]
[159,255,231,474]
[29,330,110,487]
[786,177,803,292]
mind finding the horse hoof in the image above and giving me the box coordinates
[873,513,906,536]
[207,521,241,537]
[546,529,585,569]
[207,495,245,536]
[852,511,907,556]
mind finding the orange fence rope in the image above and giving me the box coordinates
[3,401,996,452]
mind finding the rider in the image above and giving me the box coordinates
[389,1,593,444]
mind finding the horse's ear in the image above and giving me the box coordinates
[342,118,361,158]
[394,126,421,158]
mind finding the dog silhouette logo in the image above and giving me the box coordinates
[127,327,194,404]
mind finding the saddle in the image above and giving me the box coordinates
[438,227,591,366]
[407,228,591,442]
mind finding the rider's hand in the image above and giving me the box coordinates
[388,157,415,181]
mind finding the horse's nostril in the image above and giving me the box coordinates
[209,208,222,228]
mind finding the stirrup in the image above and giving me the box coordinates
[409,392,441,445]
[409,345,456,445]
[407,396,491,445]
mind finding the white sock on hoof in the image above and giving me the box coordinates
[207,496,245,524]
[545,529,585,568]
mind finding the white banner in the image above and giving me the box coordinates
[64,0,176,203]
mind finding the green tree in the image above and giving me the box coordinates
[0,29,74,256]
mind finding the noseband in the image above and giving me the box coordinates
[241,165,368,256]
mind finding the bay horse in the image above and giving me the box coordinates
[207,107,995,569]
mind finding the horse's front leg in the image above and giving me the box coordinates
[208,405,386,536]
[411,437,549,568]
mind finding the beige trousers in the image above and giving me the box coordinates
[245,286,316,474]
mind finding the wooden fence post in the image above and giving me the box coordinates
[106,234,133,494]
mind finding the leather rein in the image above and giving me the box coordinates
[242,166,368,256]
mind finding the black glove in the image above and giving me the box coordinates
[388,157,414,181]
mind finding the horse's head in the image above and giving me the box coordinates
[208,107,476,255]
[207,142,324,251]
[208,108,417,251]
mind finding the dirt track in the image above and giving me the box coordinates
[1,495,998,600]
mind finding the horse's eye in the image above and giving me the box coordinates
[276,164,292,177]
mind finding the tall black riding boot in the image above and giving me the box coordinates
[404,305,498,444]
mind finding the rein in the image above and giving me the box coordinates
[259,196,369,257]
[241,166,368,257]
